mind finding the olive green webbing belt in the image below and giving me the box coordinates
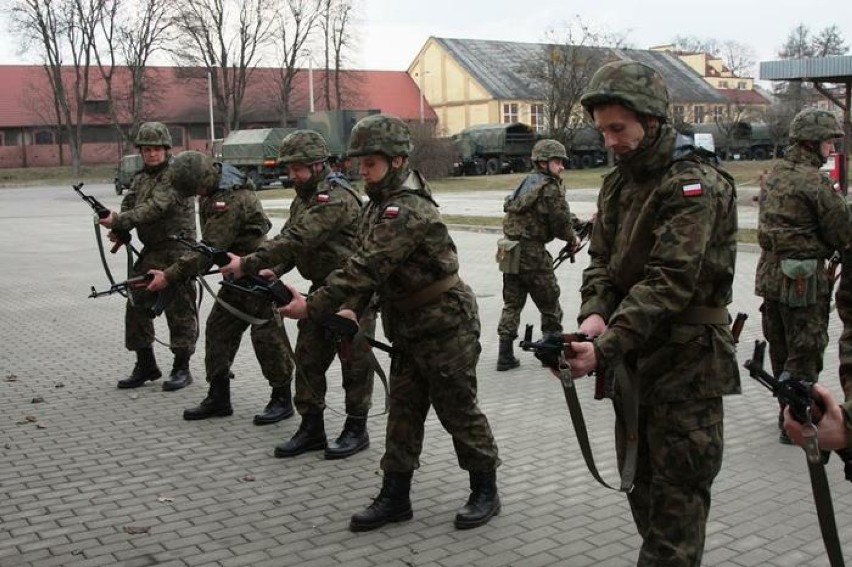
[393,273,460,313]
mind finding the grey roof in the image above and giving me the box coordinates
[434,37,728,105]
[760,55,852,83]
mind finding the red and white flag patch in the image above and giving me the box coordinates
[681,182,703,197]
[214,201,227,211]
[382,205,400,218]
[316,193,330,203]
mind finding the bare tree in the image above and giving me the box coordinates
[523,16,624,149]
[9,0,102,172]
[267,0,320,126]
[671,35,720,56]
[323,0,355,109]
[671,35,755,77]
[172,0,276,132]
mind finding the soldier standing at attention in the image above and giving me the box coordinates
[754,109,850,444]
[496,139,580,371]
[221,130,374,460]
[277,114,502,532]
[144,151,295,425]
[99,122,198,391]
[565,61,740,566]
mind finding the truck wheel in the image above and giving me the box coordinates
[751,147,768,160]
[248,170,263,189]
[485,158,501,175]
[580,154,594,169]
[115,181,123,196]
[473,158,487,176]
[569,155,581,169]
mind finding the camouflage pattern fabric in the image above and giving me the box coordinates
[134,121,172,148]
[240,166,372,415]
[160,173,293,388]
[788,109,843,142]
[578,124,740,563]
[497,170,577,339]
[838,249,852,400]
[308,164,500,473]
[117,162,198,353]
[278,130,330,165]
[580,60,670,119]
[530,139,568,163]
[755,143,852,380]
[346,113,413,158]
[167,150,219,199]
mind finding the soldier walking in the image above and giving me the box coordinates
[145,151,295,424]
[221,130,374,460]
[98,122,198,391]
[496,139,580,370]
[277,114,502,532]
[565,61,741,566]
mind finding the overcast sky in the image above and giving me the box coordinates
[1,0,849,82]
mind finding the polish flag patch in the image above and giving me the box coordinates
[316,193,330,203]
[383,206,400,218]
[681,182,703,197]
[214,201,227,211]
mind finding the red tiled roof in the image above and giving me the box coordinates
[716,88,771,105]
[0,65,437,128]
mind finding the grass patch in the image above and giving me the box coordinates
[0,164,115,187]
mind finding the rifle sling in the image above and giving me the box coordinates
[558,354,637,493]
[92,215,137,303]
[803,435,846,567]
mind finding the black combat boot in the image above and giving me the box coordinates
[162,349,193,391]
[325,416,370,459]
[253,387,294,425]
[183,375,232,420]
[496,338,520,371]
[273,412,326,458]
[117,348,162,389]
[349,471,413,532]
[454,471,501,529]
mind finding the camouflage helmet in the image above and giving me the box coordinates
[347,113,413,158]
[278,129,330,165]
[134,121,172,148]
[531,139,568,163]
[789,109,844,142]
[580,60,669,119]
[168,150,218,198]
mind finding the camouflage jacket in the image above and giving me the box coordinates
[241,168,361,283]
[307,168,479,343]
[754,144,852,300]
[112,161,196,249]
[503,171,578,271]
[163,183,272,283]
[579,126,741,403]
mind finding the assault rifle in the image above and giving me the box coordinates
[168,235,231,267]
[73,182,132,253]
[89,273,154,298]
[517,324,609,393]
[553,219,594,268]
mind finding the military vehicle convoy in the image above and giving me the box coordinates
[219,128,295,188]
[451,122,537,175]
[114,154,143,195]
[687,121,779,160]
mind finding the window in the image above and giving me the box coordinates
[502,103,518,124]
[694,105,705,124]
[84,100,109,114]
[719,81,729,88]
[673,106,685,123]
[168,127,184,147]
[714,106,724,121]
[530,104,546,132]
[737,81,747,89]
[33,130,54,145]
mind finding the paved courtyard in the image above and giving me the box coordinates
[1,182,850,567]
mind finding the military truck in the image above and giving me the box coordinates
[299,109,379,160]
[688,121,778,160]
[452,122,537,175]
[563,126,607,169]
[114,154,143,195]
[220,128,295,188]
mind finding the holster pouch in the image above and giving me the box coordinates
[496,238,521,274]
[780,258,818,307]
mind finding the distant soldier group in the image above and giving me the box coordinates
[89,55,851,566]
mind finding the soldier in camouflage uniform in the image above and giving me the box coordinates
[221,130,375,460]
[277,114,501,532]
[755,109,850,444]
[565,61,741,567]
[99,122,198,391]
[144,151,296,425]
[496,139,580,370]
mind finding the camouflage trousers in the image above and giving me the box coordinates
[836,250,852,400]
[381,326,501,473]
[497,270,563,339]
[125,247,197,354]
[204,284,294,388]
[760,298,829,381]
[293,312,375,416]
[615,397,724,567]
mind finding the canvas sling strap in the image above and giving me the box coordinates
[392,274,460,313]
[556,349,637,493]
[802,420,845,567]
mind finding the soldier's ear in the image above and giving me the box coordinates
[391,155,404,168]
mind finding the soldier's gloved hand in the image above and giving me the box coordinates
[146,269,169,292]
[219,252,244,280]
[579,314,606,337]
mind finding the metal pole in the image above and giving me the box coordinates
[207,71,215,142]
[309,59,315,113]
